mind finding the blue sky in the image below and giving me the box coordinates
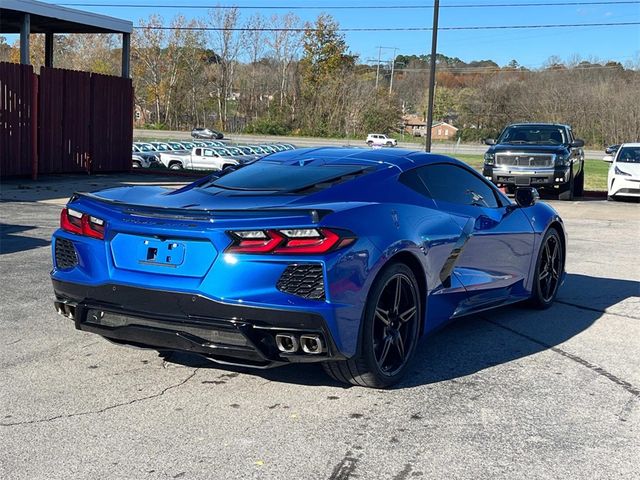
[23,1,640,68]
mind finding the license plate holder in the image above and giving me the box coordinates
[138,239,185,268]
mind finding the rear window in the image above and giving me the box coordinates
[207,161,367,192]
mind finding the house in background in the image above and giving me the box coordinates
[431,121,459,140]
[402,115,459,140]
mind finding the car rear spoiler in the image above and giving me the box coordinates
[70,192,332,224]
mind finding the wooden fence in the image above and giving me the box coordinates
[0,62,133,179]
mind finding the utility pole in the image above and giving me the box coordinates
[425,0,440,153]
[388,47,398,96]
[375,46,382,89]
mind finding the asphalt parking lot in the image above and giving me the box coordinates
[1,174,639,480]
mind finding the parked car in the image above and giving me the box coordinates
[149,142,175,152]
[133,142,158,152]
[174,141,196,150]
[131,154,151,169]
[51,147,566,388]
[236,145,267,157]
[603,143,640,200]
[605,144,621,155]
[483,123,585,200]
[166,141,187,151]
[201,140,225,148]
[159,146,239,171]
[131,145,159,166]
[366,134,397,147]
[191,127,224,140]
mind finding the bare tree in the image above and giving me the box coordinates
[267,13,303,110]
[207,7,245,129]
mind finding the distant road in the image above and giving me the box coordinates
[134,129,603,160]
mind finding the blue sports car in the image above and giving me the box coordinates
[51,147,566,388]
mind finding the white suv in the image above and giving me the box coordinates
[366,134,397,147]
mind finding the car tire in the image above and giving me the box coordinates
[386,141,393,147]
[322,262,421,388]
[367,141,373,147]
[528,227,564,309]
[169,162,183,170]
[132,160,142,169]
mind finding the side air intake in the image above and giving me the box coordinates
[276,264,325,300]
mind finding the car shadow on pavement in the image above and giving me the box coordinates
[0,223,51,255]
[165,273,639,389]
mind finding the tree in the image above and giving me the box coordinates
[299,14,356,88]
[207,7,245,129]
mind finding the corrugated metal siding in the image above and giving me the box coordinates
[0,62,133,178]
[0,62,35,177]
[39,67,91,174]
[90,73,133,172]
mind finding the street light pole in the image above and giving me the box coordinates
[425,0,440,153]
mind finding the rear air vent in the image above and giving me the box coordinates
[277,264,325,300]
[55,238,78,269]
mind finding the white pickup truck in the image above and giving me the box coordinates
[159,147,240,171]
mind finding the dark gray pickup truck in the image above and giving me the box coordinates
[482,123,585,199]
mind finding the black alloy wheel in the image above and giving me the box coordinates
[322,262,421,388]
[530,228,564,308]
[372,273,419,376]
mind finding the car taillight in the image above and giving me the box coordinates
[226,228,354,254]
[60,208,106,240]
[60,208,83,234]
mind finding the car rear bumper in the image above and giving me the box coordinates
[483,165,570,188]
[52,279,345,368]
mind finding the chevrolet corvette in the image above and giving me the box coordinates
[51,147,566,387]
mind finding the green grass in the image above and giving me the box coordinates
[583,159,608,192]
[451,154,608,192]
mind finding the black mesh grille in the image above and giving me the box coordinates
[55,238,78,269]
[276,264,325,300]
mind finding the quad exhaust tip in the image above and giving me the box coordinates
[54,302,75,320]
[300,334,324,355]
[275,334,299,353]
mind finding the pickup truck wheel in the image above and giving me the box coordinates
[558,166,575,200]
[574,165,585,197]
[169,162,183,170]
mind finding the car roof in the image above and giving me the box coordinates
[506,123,570,129]
[260,146,465,173]
[619,142,640,147]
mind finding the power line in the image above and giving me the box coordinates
[132,21,640,32]
[57,1,640,9]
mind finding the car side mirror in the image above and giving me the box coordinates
[515,187,540,208]
[484,138,496,145]
[603,155,614,163]
[571,139,585,148]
